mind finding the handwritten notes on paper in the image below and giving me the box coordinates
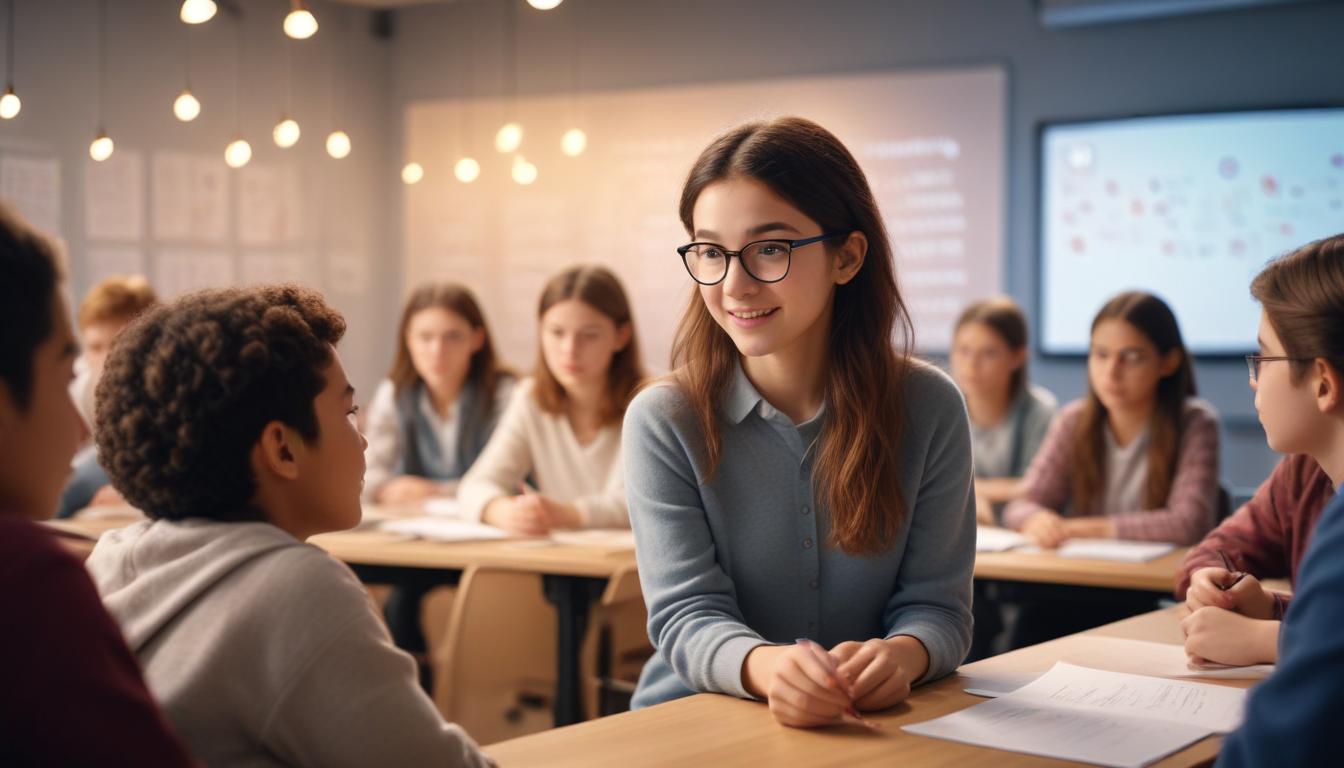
[152,152,228,242]
[0,155,61,237]
[85,151,144,241]
[906,662,1247,768]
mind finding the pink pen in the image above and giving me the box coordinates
[795,638,883,729]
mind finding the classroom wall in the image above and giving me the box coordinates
[389,0,1344,491]
[0,0,396,398]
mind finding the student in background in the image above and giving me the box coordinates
[1176,453,1333,665]
[361,283,515,683]
[949,296,1057,524]
[56,275,159,518]
[85,285,493,768]
[1215,233,1344,767]
[624,117,974,726]
[0,204,192,765]
[362,282,514,505]
[1003,291,1219,547]
[457,265,642,534]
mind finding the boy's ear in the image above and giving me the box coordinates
[253,421,302,481]
[1315,359,1344,415]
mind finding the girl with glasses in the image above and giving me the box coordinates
[458,265,643,535]
[1210,233,1344,767]
[624,117,975,727]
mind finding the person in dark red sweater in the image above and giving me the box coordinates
[0,203,194,766]
[1176,453,1335,665]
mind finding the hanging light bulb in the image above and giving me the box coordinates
[224,137,252,168]
[179,0,217,25]
[527,0,564,8]
[0,85,19,120]
[401,162,424,185]
[273,117,301,148]
[173,89,201,122]
[454,157,481,183]
[284,1,318,40]
[560,128,587,157]
[495,122,523,154]
[326,130,351,159]
[511,155,538,185]
[89,130,114,162]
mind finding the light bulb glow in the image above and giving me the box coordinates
[0,88,20,120]
[180,0,217,24]
[284,10,318,40]
[225,138,252,168]
[273,117,301,148]
[401,162,425,185]
[454,157,481,183]
[527,0,564,8]
[511,155,538,186]
[495,122,523,153]
[90,133,114,162]
[560,128,587,157]
[173,90,201,122]
[326,130,351,159]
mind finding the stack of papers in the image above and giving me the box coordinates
[907,662,1247,768]
[1056,538,1175,562]
[975,526,1028,552]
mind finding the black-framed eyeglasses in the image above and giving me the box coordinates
[1245,354,1314,383]
[676,233,847,286]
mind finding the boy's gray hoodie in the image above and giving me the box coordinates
[86,518,493,768]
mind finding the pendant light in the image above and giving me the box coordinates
[172,26,200,122]
[224,16,250,168]
[273,41,300,147]
[89,0,113,161]
[179,0,216,25]
[0,0,20,120]
[284,0,318,40]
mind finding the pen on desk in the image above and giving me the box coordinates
[795,638,882,729]
[1216,549,1247,591]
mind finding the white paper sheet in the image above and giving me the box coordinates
[1056,538,1175,562]
[422,498,461,518]
[152,151,228,242]
[907,662,1247,767]
[976,525,1028,552]
[381,516,516,542]
[239,164,305,245]
[0,155,61,236]
[1051,636,1275,680]
[85,150,144,240]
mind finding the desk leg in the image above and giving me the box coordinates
[543,575,606,727]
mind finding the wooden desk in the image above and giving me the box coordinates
[974,546,1189,593]
[486,606,1246,767]
[47,510,636,727]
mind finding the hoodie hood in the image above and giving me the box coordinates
[86,518,301,653]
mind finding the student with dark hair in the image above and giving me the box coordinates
[457,265,644,534]
[1214,233,1344,767]
[949,296,1057,524]
[0,203,193,765]
[623,117,974,726]
[84,285,493,767]
[1004,291,1220,547]
[363,282,514,505]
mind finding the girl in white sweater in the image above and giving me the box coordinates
[458,265,645,534]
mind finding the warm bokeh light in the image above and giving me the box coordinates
[179,0,217,25]
[560,128,587,157]
[454,157,481,183]
[401,162,425,185]
[89,133,114,162]
[173,90,201,122]
[495,122,523,153]
[225,138,252,168]
[273,117,301,148]
[326,130,352,159]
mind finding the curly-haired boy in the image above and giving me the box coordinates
[85,284,493,768]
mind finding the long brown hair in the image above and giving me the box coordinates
[954,296,1030,396]
[533,265,644,425]
[1251,233,1344,382]
[1073,291,1196,513]
[672,116,915,557]
[388,282,509,417]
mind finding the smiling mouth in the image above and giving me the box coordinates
[728,308,778,319]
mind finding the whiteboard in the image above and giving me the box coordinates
[403,65,1006,372]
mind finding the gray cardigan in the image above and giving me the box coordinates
[623,360,975,709]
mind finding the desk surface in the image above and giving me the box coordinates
[46,509,637,579]
[974,546,1188,592]
[485,606,1245,767]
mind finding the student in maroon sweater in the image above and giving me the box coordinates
[0,203,194,766]
[1177,453,1336,665]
